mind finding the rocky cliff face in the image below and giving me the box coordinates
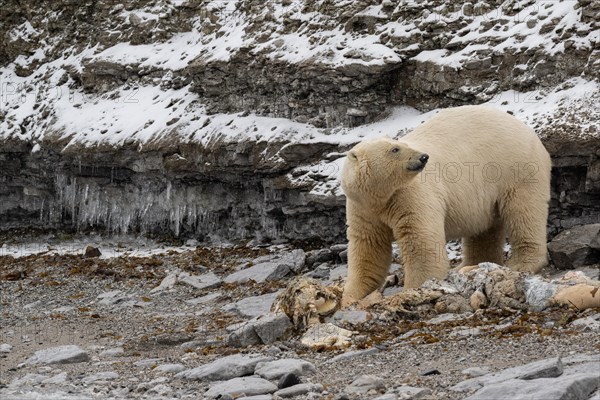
[1,0,598,242]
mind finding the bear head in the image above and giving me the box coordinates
[341,137,429,204]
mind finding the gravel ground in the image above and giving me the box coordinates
[0,233,598,399]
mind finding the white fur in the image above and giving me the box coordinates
[342,105,552,301]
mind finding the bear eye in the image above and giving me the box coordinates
[391,147,400,154]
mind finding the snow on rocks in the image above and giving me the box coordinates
[1,0,597,149]
[1,0,599,246]
[25,345,89,365]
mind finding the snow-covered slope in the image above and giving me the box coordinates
[1,0,598,147]
[0,0,598,241]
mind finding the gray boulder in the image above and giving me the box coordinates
[25,345,89,365]
[225,262,291,284]
[225,250,305,283]
[465,373,599,400]
[274,383,323,398]
[254,358,316,380]
[394,386,432,399]
[347,374,386,394]
[452,357,564,392]
[204,377,277,399]
[228,313,293,347]
[222,291,281,318]
[548,224,600,269]
[176,354,271,381]
[178,271,222,290]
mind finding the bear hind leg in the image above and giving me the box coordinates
[500,189,549,273]
[460,218,505,267]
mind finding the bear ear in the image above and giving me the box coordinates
[348,151,358,161]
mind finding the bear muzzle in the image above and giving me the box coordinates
[407,153,429,171]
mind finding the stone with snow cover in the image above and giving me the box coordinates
[0,0,598,243]
[175,354,272,381]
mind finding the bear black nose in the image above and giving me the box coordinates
[419,154,429,164]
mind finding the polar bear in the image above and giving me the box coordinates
[341,105,552,302]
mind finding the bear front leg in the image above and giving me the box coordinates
[343,218,393,303]
[395,226,449,288]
